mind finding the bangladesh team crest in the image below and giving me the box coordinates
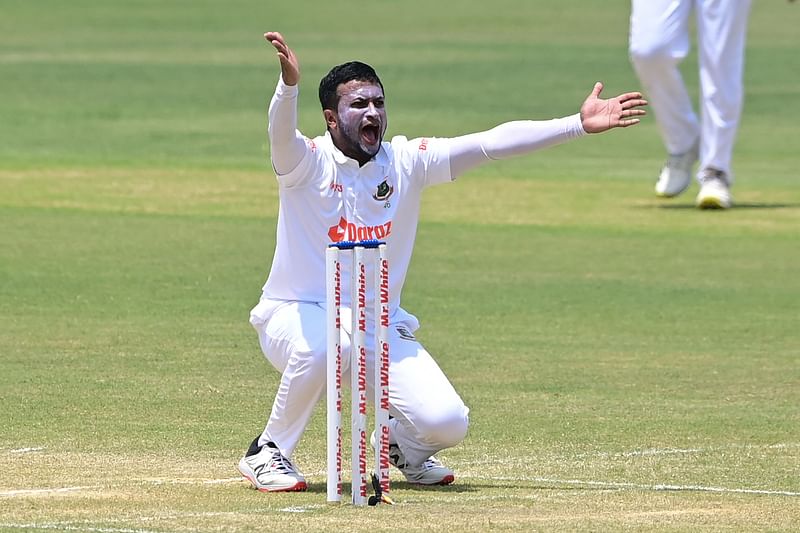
[373,179,394,202]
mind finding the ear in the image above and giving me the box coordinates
[323,109,337,130]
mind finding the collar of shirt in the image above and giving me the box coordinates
[324,131,390,169]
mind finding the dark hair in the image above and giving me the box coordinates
[318,61,384,111]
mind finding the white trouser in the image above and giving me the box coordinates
[250,301,470,467]
[629,0,751,181]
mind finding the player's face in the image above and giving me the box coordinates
[327,80,387,165]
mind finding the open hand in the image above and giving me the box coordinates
[264,31,300,86]
[580,82,647,134]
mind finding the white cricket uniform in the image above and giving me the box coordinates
[629,0,751,181]
[250,76,586,466]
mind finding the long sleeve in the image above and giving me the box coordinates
[268,76,308,176]
[447,114,587,179]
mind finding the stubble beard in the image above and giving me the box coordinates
[340,122,381,162]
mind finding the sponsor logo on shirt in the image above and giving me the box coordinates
[328,216,392,243]
[418,138,429,151]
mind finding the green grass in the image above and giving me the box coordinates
[1,1,800,531]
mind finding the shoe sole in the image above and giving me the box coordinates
[655,185,690,199]
[696,197,730,209]
[655,176,691,198]
[436,474,455,486]
[238,467,308,492]
[410,474,455,486]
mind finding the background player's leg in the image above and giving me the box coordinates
[629,0,698,155]
[695,0,751,179]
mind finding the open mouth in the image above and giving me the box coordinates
[361,124,380,146]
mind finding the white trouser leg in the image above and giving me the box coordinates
[253,301,336,459]
[382,325,470,467]
[252,301,469,465]
[629,0,699,155]
[696,0,751,180]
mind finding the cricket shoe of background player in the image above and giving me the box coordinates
[655,140,698,198]
[371,431,455,485]
[696,168,732,209]
[238,440,307,492]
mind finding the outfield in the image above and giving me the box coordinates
[1,1,799,531]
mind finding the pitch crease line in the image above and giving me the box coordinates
[469,475,800,497]
[0,523,158,533]
[9,447,46,454]
[581,442,800,459]
[0,486,98,497]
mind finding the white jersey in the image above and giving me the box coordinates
[251,76,586,328]
[257,129,451,327]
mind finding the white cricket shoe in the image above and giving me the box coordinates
[655,142,699,198]
[696,169,732,209]
[370,430,455,485]
[388,442,455,485]
[237,441,307,492]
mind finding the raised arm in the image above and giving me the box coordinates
[264,32,307,176]
[448,82,647,178]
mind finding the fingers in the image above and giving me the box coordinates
[617,91,644,103]
[621,98,648,109]
[264,31,288,55]
[617,91,647,117]
[264,31,295,70]
[617,118,641,128]
[264,31,284,45]
[620,108,647,119]
[590,81,604,98]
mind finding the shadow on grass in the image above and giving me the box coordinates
[303,481,479,495]
[640,202,800,210]
[304,480,616,494]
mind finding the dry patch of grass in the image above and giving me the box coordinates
[3,447,798,532]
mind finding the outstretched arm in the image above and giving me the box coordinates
[447,82,647,178]
[263,32,307,176]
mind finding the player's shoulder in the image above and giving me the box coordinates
[308,133,332,154]
[301,132,341,164]
[387,135,441,155]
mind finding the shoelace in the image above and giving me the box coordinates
[422,457,444,469]
[700,169,728,185]
[268,451,297,474]
[389,443,443,472]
